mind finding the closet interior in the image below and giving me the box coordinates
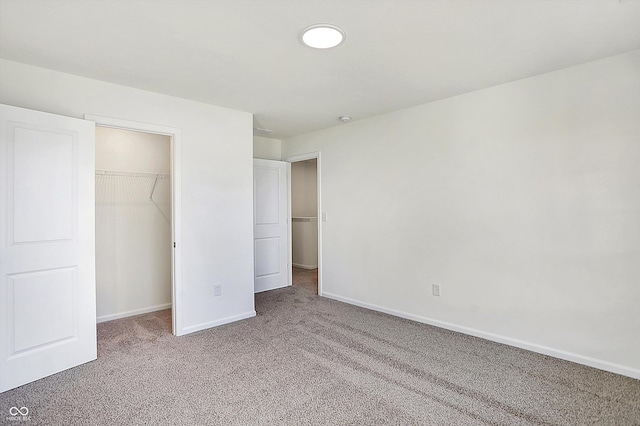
[95,127,172,323]
[291,159,318,275]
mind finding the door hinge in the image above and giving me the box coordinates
[173,242,176,248]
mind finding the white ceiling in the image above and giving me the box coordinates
[1,0,639,140]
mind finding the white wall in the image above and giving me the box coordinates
[282,50,640,378]
[291,159,317,217]
[96,127,170,173]
[0,59,256,334]
[95,127,172,322]
[253,136,281,160]
[291,159,318,268]
[292,219,318,270]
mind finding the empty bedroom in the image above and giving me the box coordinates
[1,0,639,424]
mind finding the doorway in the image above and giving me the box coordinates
[95,127,172,328]
[287,153,322,296]
[85,114,183,336]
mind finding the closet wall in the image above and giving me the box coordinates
[291,159,318,269]
[95,127,172,322]
[253,135,281,160]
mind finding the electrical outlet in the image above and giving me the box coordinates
[432,284,440,297]
[214,285,222,297]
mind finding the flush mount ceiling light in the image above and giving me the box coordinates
[300,24,345,49]
[339,116,352,123]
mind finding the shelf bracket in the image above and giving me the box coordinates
[149,174,159,200]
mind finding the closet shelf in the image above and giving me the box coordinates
[95,169,169,200]
[95,169,169,179]
[292,217,318,222]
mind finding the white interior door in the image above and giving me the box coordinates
[253,159,289,293]
[0,104,96,392]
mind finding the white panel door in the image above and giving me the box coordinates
[254,159,289,293]
[0,104,96,392]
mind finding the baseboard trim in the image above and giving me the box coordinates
[181,310,256,335]
[322,292,640,380]
[97,303,172,323]
[292,263,318,270]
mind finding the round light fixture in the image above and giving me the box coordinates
[300,24,345,49]
[339,116,352,123]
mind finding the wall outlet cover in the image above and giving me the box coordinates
[432,284,440,297]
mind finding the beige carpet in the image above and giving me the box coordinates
[292,267,318,294]
[1,284,639,425]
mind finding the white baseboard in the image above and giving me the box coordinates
[97,303,172,323]
[180,310,256,335]
[292,263,318,270]
[322,292,640,380]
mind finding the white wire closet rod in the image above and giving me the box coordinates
[95,169,170,200]
[95,169,170,179]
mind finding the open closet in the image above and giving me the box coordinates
[95,127,172,323]
[291,158,318,292]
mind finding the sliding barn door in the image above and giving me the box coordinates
[253,159,289,292]
[0,104,97,392]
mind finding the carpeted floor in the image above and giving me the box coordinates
[292,267,318,294]
[1,284,639,425]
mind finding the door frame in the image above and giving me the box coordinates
[284,152,322,296]
[84,115,183,336]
